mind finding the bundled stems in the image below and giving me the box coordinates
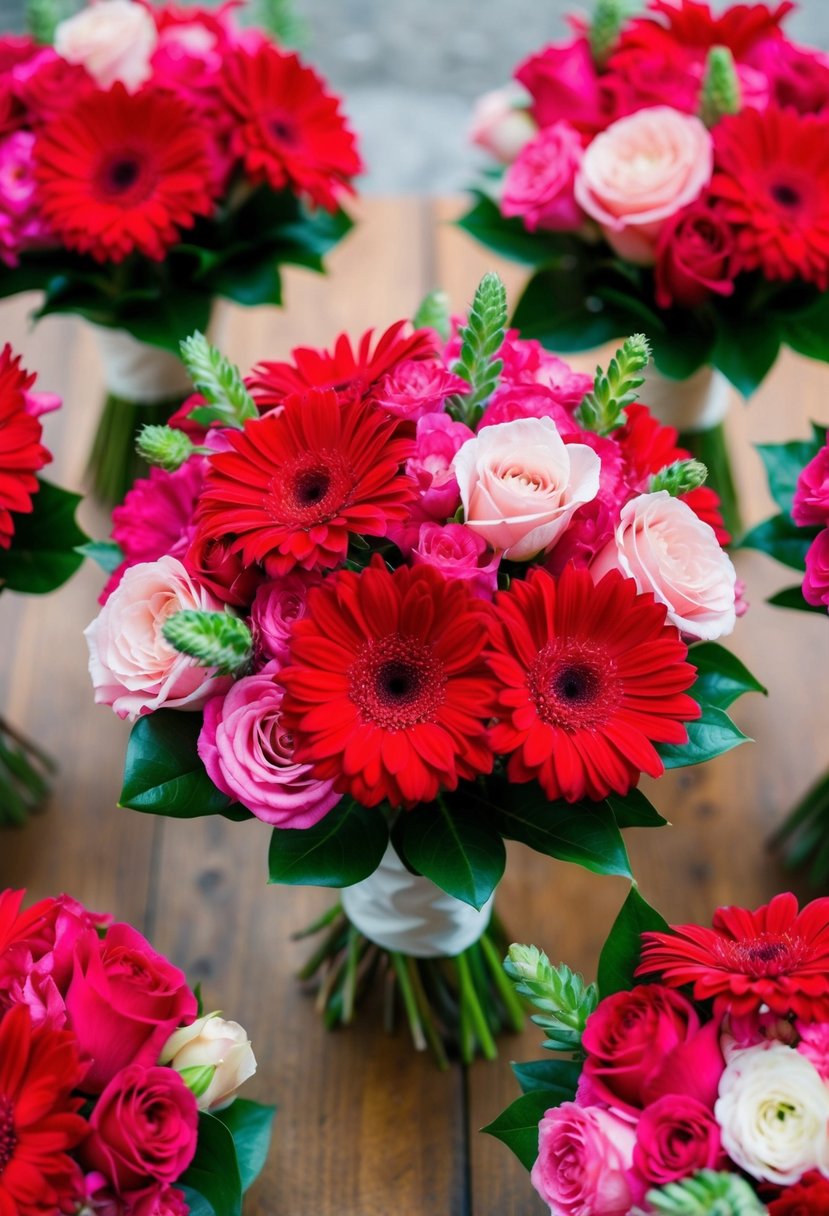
[86,392,187,506]
[0,717,57,825]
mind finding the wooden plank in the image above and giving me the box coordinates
[430,200,829,1213]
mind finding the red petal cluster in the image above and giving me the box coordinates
[0,344,51,549]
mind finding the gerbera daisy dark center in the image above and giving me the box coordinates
[529,640,621,730]
[96,150,155,204]
[0,1095,16,1173]
[349,635,446,730]
[717,932,808,978]
[268,115,298,146]
[770,181,802,209]
[265,452,356,527]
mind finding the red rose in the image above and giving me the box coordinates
[582,985,723,1114]
[65,924,196,1092]
[85,1064,198,1192]
[768,1171,829,1214]
[655,199,737,309]
[182,531,264,607]
[633,1094,724,1186]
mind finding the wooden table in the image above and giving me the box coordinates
[1,198,827,1216]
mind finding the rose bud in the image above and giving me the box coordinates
[160,1013,257,1111]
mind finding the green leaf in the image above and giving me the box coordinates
[413,289,451,340]
[512,266,646,352]
[657,704,750,769]
[605,788,668,829]
[75,539,124,575]
[756,438,824,516]
[120,712,241,819]
[768,584,827,614]
[449,272,508,423]
[712,317,780,397]
[687,643,767,710]
[268,798,389,888]
[206,250,283,308]
[493,785,632,878]
[458,193,573,268]
[780,290,829,363]
[740,514,812,571]
[115,287,214,355]
[0,480,86,594]
[482,1091,556,1170]
[214,1099,276,1193]
[395,799,505,911]
[180,1112,242,1216]
[597,882,668,997]
[699,46,741,127]
[511,1058,581,1100]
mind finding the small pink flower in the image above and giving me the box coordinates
[502,121,585,233]
[411,523,499,599]
[792,436,829,527]
[469,85,535,164]
[250,573,319,667]
[803,527,829,610]
[497,332,593,408]
[531,1102,636,1216]
[0,131,45,266]
[407,411,475,520]
[372,359,470,421]
[127,1185,189,1216]
[479,384,579,433]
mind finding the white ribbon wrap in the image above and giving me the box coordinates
[341,844,494,958]
[92,325,196,403]
[641,364,733,433]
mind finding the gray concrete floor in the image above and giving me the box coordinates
[2,0,829,192]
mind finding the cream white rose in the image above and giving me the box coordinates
[55,0,157,92]
[451,416,600,561]
[590,491,736,640]
[469,85,536,164]
[715,1042,829,1185]
[161,1013,257,1112]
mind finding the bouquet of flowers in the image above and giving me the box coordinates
[0,0,362,501]
[742,425,829,884]
[0,885,274,1214]
[0,341,85,824]
[462,0,829,528]
[82,273,759,1063]
[488,887,829,1215]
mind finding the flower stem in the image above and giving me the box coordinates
[406,957,450,1070]
[479,931,526,1032]
[295,913,348,981]
[86,392,185,506]
[390,951,427,1052]
[340,924,363,1024]
[456,950,498,1062]
[679,421,741,539]
[290,901,344,940]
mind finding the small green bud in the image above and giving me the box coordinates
[135,425,196,472]
[162,610,253,676]
[178,1064,217,1100]
[505,943,544,984]
[649,458,708,496]
[700,46,742,128]
[413,289,452,341]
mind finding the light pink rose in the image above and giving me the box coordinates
[469,85,536,164]
[411,523,500,599]
[590,492,737,640]
[55,0,157,91]
[502,121,585,233]
[160,1013,256,1111]
[452,416,600,560]
[372,359,470,421]
[197,664,340,827]
[250,573,318,666]
[84,555,232,720]
[575,106,713,264]
[531,1102,636,1216]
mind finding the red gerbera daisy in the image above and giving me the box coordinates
[0,889,55,958]
[195,388,416,576]
[637,893,829,1021]
[34,83,214,263]
[0,345,51,549]
[487,564,700,803]
[711,106,829,290]
[250,321,439,410]
[221,42,362,211]
[0,1004,87,1216]
[280,560,497,808]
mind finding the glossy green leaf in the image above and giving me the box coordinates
[0,480,86,594]
[75,539,124,575]
[740,515,812,571]
[494,786,632,878]
[712,317,781,397]
[395,799,505,910]
[768,585,827,614]
[482,1091,555,1169]
[687,643,766,710]
[756,438,824,517]
[780,290,829,363]
[180,1112,242,1216]
[597,883,668,997]
[120,712,241,818]
[657,704,750,769]
[511,1057,581,1100]
[268,798,388,888]
[215,1099,276,1193]
[512,267,633,352]
[458,193,574,267]
[605,788,668,829]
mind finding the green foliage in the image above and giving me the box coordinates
[649,458,708,496]
[268,799,389,888]
[247,0,307,45]
[589,0,631,68]
[605,788,668,828]
[687,643,767,711]
[481,1091,554,1170]
[162,610,253,677]
[413,289,451,341]
[510,1057,581,1101]
[597,883,668,997]
[700,47,742,128]
[657,704,751,768]
[0,480,86,595]
[642,1170,767,1215]
[394,798,505,911]
[0,720,55,826]
[756,435,824,517]
[576,334,652,434]
[75,540,124,576]
[180,333,257,429]
[180,1112,243,1216]
[505,946,598,1052]
[772,768,829,888]
[179,1065,217,1100]
[448,272,508,425]
[136,424,196,472]
[767,584,827,614]
[740,515,813,571]
[214,1100,276,1194]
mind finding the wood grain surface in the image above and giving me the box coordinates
[1,198,827,1215]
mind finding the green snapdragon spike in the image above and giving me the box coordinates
[135,425,197,472]
[162,610,253,677]
[26,0,61,43]
[448,272,508,427]
[576,333,652,435]
[413,289,452,342]
[649,458,709,496]
[248,0,307,45]
[700,46,742,128]
[589,0,632,69]
[641,1170,767,1216]
[179,332,257,430]
[505,945,598,1054]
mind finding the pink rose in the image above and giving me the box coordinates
[452,416,600,560]
[633,1094,723,1186]
[531,1102,636,1216]
[65,922,196,1093]
[128,1185,189,1216]
[197,665,340,827]
[469,85,535,164]
[797,1022,829,1081]
[250,573,318,666]
[515,38,606,133]
[406,411,475,522]
[750,38,829,114]
[575,107,713,264]
[55,0,157,91]
[411,523,500,599]
[479,384,580,434]
[501,122,584,233]
[590,492,737,641]
[85,555,233,720]
[372,359,470,421]
[792,437,829,528]
[84,1065,197,1191]
[655,198,737,310]
[803,528,829,610]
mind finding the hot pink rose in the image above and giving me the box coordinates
[479,384,580,434]
[55,0,157,91]
[411,523,499,599]
[797,1021,829,1081]
[85,555,233,720]
[750,38,829,114]
[655,198,737,310]
[469,85,535,164]
[84,1065,197,1191]
[198,665,340,827]
[0,131,45,266]
[372,359,470,421]
[803,528,829,610]
[406,411,475,522]
[633,1094,723,1186]
[531,1102,636,1216]
[590,492,737,641]
[250,573,318,666]
[452,416,600,560]
[575,107,713,264]
[501,121,584,233]
[516,38,606,133]
[792,437,829,527]
[127,1185,189,1216]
